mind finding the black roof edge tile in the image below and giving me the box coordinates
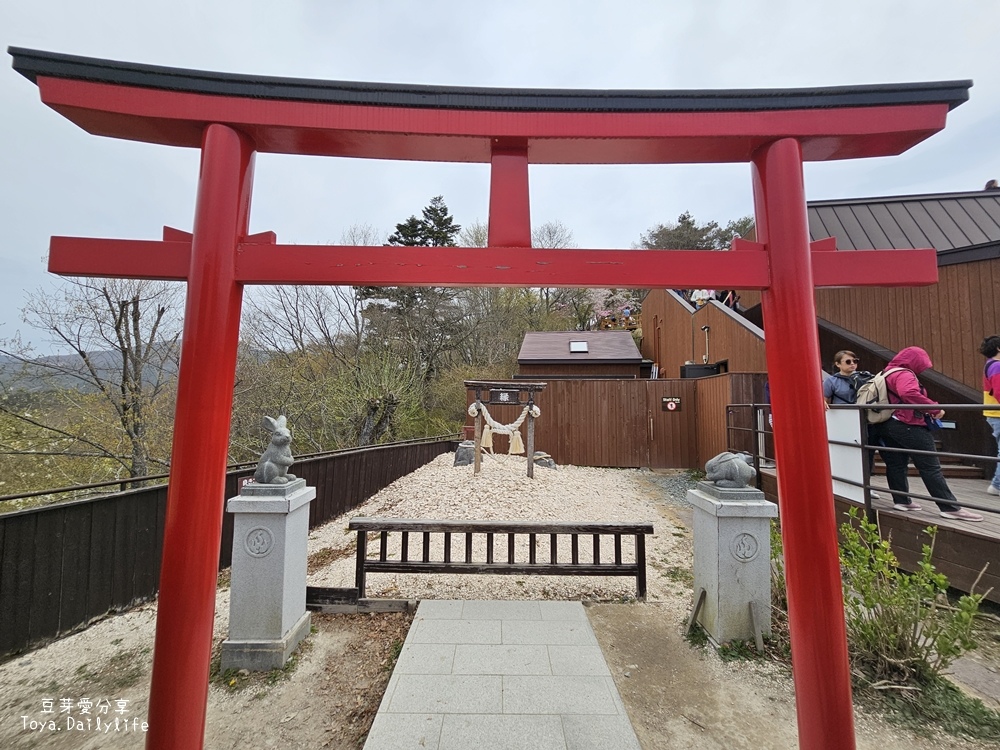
[8,47,972,113]
[936,240,1000,266]
[809,189,997,207]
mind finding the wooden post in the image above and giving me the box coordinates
[473,393,483,475]
[526,395,536,479]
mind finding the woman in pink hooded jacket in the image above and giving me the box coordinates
[877,346,983,522]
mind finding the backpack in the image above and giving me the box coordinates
[847,370,874,403]
[854,367,906,423]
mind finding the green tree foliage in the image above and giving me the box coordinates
[638,211,754,250]
[387,195,461,247]
[358,197,466,387]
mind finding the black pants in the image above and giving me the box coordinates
[876,418,959,512]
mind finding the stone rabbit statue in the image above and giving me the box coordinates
[705,451,756,489]
[253,415,297,485]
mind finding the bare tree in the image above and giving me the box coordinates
[459,219,489,248]
[0,278,183,483]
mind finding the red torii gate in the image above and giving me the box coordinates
[10,47,970,750]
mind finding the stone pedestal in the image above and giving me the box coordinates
[687,481,778,645]
[221,477,315,671]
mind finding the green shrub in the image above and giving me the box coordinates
[838,507,983,684]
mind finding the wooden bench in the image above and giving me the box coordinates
[346,517,655,599]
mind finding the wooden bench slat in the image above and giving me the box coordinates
[364,561,640,576]
[349,518,654,535]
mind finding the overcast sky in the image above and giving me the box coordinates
[1,1,997,349]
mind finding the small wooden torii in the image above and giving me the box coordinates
[466,380,546,477]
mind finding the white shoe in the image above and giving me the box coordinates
[939,508,984,522]
[988,484,1000,496]
[893,502,921,512]
[870,491,881,499]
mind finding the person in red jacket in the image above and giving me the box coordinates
[876,346,983,521]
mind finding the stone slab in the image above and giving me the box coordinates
[364,713,442,749]
[394,643,456,675]
[409,618,502,644]
[439,714,565,750]
[501,675,620,715]
[460,600,541,620]
[501,619,597,646]
[452,644,551,675]
[548,645,612,676]
[227,482,315,513]
[386,674,503,714]
[561,715,642,750]
[687,487,778,518]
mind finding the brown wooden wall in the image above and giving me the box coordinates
[735,257,1000,394]
[812,258,999,393]
[517,362,639,378]
[639,289,694,371]
[640,290,768,379]
[466,373,764,470]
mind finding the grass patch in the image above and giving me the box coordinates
[857,675,1000,742]
[717,639,763,662]
[684,622,709,648]
[383,638,405,672]
[661,565,693,586]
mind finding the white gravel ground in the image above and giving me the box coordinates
[307,452,694,603]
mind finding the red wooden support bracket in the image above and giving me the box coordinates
[488,139,531,248]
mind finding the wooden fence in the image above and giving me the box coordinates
[0,437,455,658]
[467,373,766,469]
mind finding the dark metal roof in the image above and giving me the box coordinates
[518,331,641,364]
[8,47,972,113]
[807,190,1000,258]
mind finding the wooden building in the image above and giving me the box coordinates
[516,330,644,379]
[639,188,1000,463]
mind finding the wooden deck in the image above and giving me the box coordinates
[759,470,1000,604]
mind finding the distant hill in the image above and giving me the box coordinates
[0,350,179,393]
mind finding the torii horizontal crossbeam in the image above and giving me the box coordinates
[48,236,939,288]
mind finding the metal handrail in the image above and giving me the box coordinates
[726,402,999,520]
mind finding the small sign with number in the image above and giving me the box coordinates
[662,397,681,412]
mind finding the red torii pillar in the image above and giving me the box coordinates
[753,139,854,745]
[147,124,255,746]
[9,46,969,750]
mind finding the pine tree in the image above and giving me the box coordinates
[357,197,467,390]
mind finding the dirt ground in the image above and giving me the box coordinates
[7,602,996,750]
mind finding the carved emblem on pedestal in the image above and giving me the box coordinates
[245,527,274,558]
[730,532,759,562]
